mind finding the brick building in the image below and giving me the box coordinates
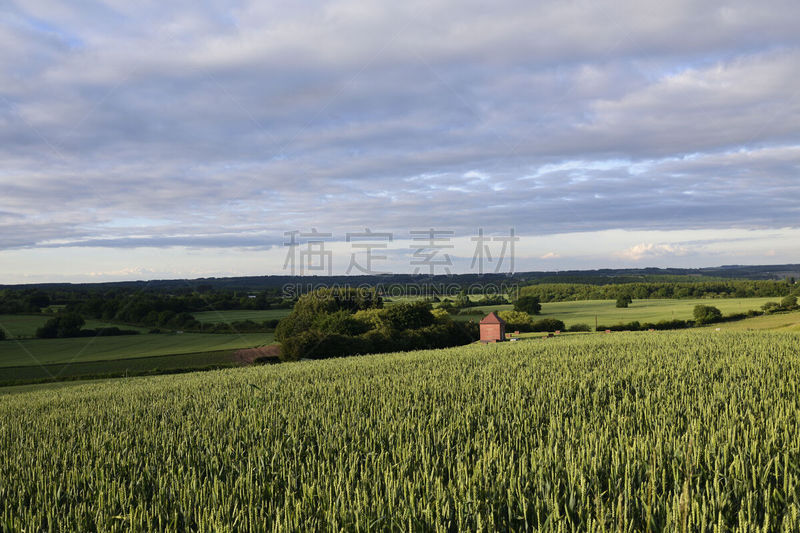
[479,312,506,343]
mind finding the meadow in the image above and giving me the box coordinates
[0,332,275,367]
[0,332,275,385]
[1,330,798,531]
[701,310,800,331]
[452,297,778,327]
[0,314,148,339]
[192,309,291,324]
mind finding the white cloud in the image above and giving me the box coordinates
[616,243,691,261]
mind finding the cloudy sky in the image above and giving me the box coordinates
[1,1,800,283]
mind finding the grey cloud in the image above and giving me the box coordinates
[2,0,800,252]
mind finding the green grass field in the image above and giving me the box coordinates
[451,297,779,327]
[190,297,780,330]
[192,309,291,323]
[0,332,274,368]
[1,330,799,530]
[0,314,148,339]
[700,309,800,331]
[0,350,245,386]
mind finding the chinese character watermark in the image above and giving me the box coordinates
[346,228,393,275]
[471,228,519,274]
[409,228,454,275]
[283,228,333,275]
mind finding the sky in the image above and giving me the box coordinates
[1,0,800,283]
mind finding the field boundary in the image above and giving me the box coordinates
[0,349,251,388]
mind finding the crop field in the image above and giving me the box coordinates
[0,314,147,339]
[452,297,778,327]
[0,350,245,386]
[701,310,800,332]
[192,309,291,324]
[0,332,274,368]
[1,330,799,530]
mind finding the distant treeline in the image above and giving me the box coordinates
[0,287,291,314]
[2,263,799,293]
[519,280,796,302]
[0,288,292,334]
[0,288,291,315]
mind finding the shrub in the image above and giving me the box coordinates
[0,328,5,341]
[431,308,451,324]
[530,318,565,332]
[92,327,140,337]
[761,302,781,314]
[613,321,641,331]
[693,305,722,325]
[567,323,591,332]
[654,319,691,330]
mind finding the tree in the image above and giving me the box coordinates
[312,310,370,336]
[514,295,541,315]
[498,310,534,331]
[382,301,435,331]
[616,294,633,308]
[453,291,471,309]
[781,295,797,310]
[693,305,722,325]
[0,327,6,341]
[35,313,85,338]
[26,291,51,309]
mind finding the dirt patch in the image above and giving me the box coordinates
[233,345,281,365]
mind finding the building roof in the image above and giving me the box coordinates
[480,311,505,325]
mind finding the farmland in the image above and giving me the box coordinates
[0,314,148,339]
[701,309,800,331]
[0,332,275,386]
[452,297,778,327]
[0,296,785,386]
[192,309,291,324]
[0,332,274,367]
[1,330,799,530]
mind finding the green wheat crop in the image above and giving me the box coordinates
[1,331,799,531]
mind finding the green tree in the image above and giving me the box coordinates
[616,294,633,308]
[497,310,534,331]
[36,313,86,338]
[453,291,471,309]
[382,301,435,331]
[693,305,722,325]
[780,295,797,310]
[514,295,541,315]
[313,310,370,336]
